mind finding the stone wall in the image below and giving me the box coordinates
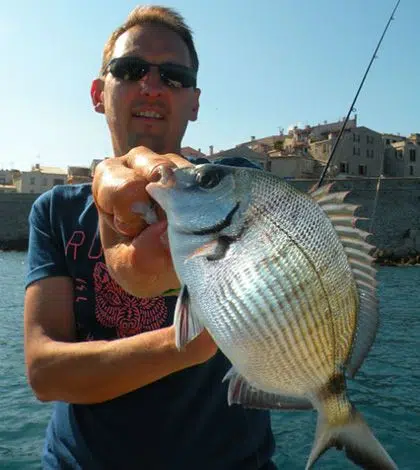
[289,177,420,263]
[1,178,420,262]
[0,193,38,250]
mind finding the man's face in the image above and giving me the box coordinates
[93,24,200,156]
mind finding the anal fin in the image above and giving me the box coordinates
[223,367,312,410]
[173,285,204,350]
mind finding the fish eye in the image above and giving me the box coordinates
[196,168,223,189]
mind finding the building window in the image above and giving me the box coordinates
[42,177,48,186]
[409,166,414,176]
[386,139,390,145]
[0,177,5,184]
[409,149,416,162]
[339,162,349,173]
[30,177,35,185]
[53,178,64,186]
[358,165,367,176]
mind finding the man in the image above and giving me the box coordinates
[24,5,275,469]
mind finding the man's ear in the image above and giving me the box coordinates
[91,78,105,114]
[189,88,201,122]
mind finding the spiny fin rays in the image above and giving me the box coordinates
[310,184,379,378]
[223,367,313,410]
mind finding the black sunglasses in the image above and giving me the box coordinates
[106,56,197,89]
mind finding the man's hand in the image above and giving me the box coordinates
[92,146,192,298]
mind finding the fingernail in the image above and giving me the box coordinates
[150,165,175,185]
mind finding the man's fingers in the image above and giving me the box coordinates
[126,146,193,180]
[101,219,179,297]
[93,146,193,239]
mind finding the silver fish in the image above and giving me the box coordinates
[147,164,397,470]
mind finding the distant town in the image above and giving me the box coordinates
[1,115,418,195]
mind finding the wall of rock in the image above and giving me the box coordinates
[289,177,420,264]
[1,178,419,264]
[0,193,38,250]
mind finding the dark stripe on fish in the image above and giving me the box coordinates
[318,373,346,400]
[189,202,240,235]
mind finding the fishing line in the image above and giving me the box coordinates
[315,0,401,189]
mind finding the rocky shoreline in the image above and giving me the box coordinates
[376,254,420,266]
[0,239,28,252]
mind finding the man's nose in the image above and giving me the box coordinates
[138,66,163,97]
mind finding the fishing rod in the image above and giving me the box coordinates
[315,0,401,189]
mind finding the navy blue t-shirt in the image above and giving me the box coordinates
[26,158,276,469]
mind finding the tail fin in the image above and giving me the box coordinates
[306,406,398,470]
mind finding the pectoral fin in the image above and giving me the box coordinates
[223,367,312,410]
[187,237,231,261]
[173,285,204,350]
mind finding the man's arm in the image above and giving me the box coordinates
[24,276,217,404]
[24,146,217,404]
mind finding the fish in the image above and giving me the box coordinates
[146,164,398,470]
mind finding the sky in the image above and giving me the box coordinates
[1,0,418,171]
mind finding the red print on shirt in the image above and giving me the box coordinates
[93,262,168,337]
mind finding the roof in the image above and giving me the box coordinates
[181,146,206,157]
[240,135,284,146]
[36,166,67,175]
[210,145,267,161]
[68,166,91,177]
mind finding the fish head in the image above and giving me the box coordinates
[146,164,253,235]
[146,164,254,266]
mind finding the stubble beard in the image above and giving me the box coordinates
[126,132,174,155]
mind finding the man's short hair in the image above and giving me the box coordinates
[100,5,199,76]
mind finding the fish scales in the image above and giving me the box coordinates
[190,214,337,395]
[147,164,398,469]
[248,172,358,367]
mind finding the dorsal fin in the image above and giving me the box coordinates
[311,184,379,378]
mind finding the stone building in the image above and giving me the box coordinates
[309,126,384,177]
[13,164,67,194]
[384,134,418,177]
[67,166,92,184]
[240,135,285,154]
[265,152,323,179]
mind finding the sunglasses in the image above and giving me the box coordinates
[106,56,197,89]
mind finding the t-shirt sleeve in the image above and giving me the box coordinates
[26,190,69,288]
